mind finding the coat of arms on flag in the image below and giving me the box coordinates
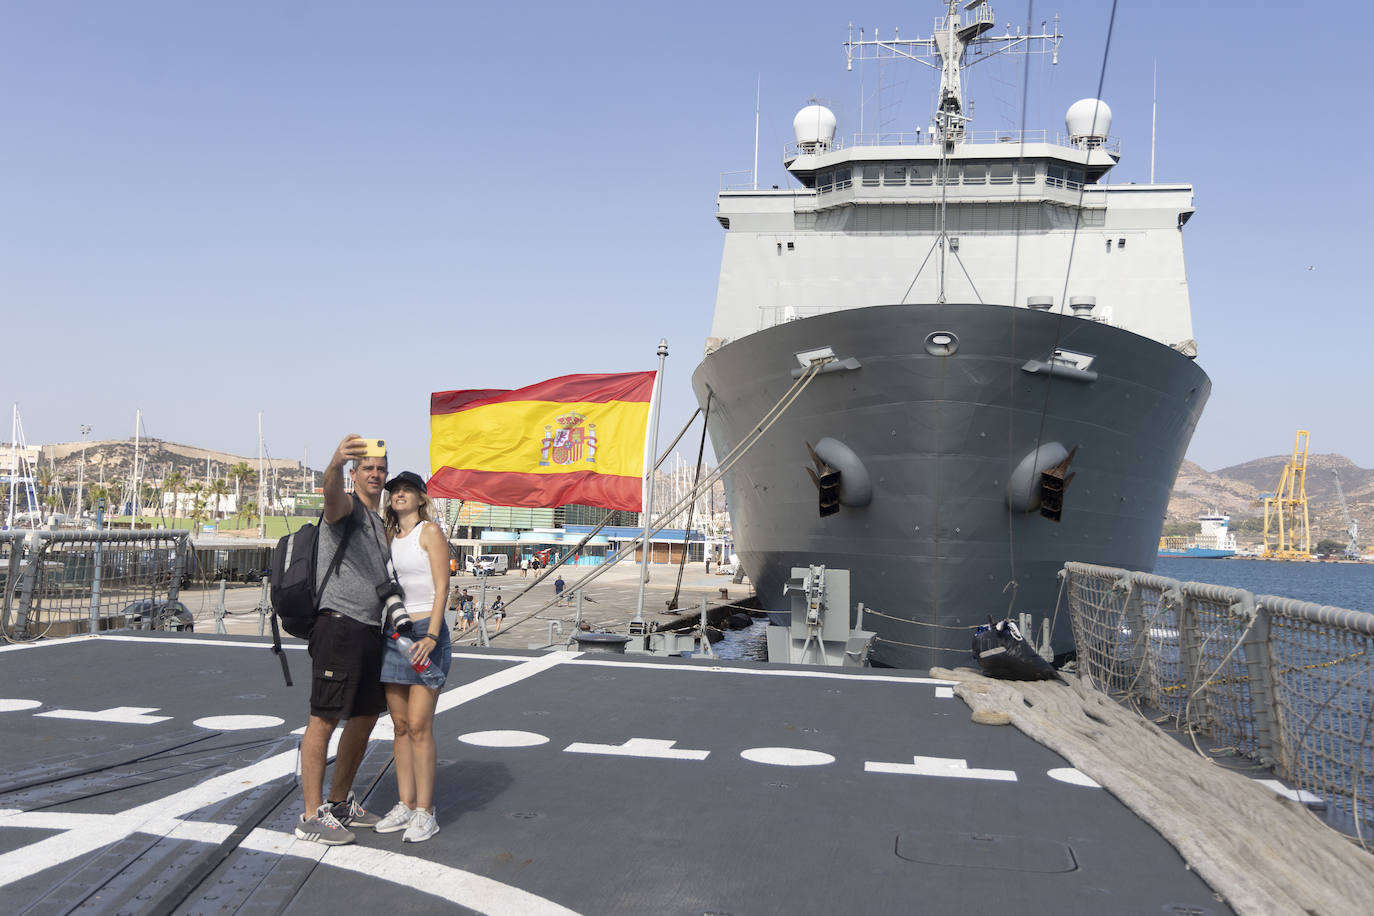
[542,414,599,466]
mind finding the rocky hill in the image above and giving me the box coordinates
[39,438,308,492]
[1167,454,1374,549]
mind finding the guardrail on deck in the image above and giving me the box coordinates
[1,530,191,641]
[1062,561,1374,837]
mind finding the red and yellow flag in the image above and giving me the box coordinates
[429,371,656,511]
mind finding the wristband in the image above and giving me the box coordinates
[422,633,438,642]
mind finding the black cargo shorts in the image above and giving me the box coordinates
[308,611,386,720]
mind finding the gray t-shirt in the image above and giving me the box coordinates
[315,494,389,627]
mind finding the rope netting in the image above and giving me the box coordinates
[1063,562,1374,839]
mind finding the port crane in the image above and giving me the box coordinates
[1262,430,1312,559]
[1332,470,1360,559]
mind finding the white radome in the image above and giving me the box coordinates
[793,104,837,151]
[1065,98,1112,142]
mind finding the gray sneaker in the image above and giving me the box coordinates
[296,804,356,846]
[373,802,414,834]
[329,791,381,829]
[402,807,439,843]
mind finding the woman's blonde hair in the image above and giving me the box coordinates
[383,481,434,537]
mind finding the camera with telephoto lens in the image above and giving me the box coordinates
[377,581,412,632]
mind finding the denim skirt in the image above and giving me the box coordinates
[380,617,452,687]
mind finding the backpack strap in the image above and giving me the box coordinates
[270,501,358,687]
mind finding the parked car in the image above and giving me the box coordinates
[122,598,195,632]
[465,554,509,576]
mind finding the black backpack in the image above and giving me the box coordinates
[268,511,354,685]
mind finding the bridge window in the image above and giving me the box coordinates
[989,162,1014,185]
[910,164,935,185]
[884,165,906,185]
[862,166,880,187]
[963,163,986,185]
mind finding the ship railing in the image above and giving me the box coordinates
[784,130,1118,158]
[719,170,757,191]
[0,529,192,642]
[1062,561,1374,840]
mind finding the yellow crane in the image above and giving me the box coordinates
[1262,430,1312,559]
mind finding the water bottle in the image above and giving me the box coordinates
[389,627,446,688]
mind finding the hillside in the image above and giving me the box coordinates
[38,438,308,492]
[1168,453,1374,549]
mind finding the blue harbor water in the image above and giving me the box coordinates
[1153,558,1374,614]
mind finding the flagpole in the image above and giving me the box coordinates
[634,339,669,624]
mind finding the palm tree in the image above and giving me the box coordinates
[227,462,255,514]
[208,478,230,519]
[86,483,110,522]
[164,471,187,519]
[36,464,55,525]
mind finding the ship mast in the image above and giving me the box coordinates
[845,1,1061,301]
[845,1,1061,146]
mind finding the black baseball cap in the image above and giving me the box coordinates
[383,470,427,494]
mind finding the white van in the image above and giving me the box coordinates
[466,554,509,576]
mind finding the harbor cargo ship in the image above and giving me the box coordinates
[1159,514,1238,559]
[691,0,1211,668]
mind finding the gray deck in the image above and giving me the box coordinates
[0,632,1227,914]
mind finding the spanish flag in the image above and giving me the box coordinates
[429,371,656,511]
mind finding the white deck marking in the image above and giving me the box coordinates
[0,810,580,914]
[1048,767,1101,788]
[238,826,582,915]
[0,651,582,899]
[1256,779,1324,804]
[864,755,1017,782]
[0,700,41,713]
[935,686,954,698]
[461,730,550,748]
[564,738,709,761]
[35,706,172,725]
[739,747,835,767]
[192,715,286,731]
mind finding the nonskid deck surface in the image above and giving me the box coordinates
[0,633,1227,914]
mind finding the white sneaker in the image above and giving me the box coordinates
[373,802,414,834]
[403,807,439,843]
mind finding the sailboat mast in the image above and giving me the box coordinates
[257,411,265,539]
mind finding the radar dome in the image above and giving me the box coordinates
[1065,98,1112,147]
[793,104,837,153]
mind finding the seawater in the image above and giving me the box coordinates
[708,618,769,661]
[1154,557,1374,614]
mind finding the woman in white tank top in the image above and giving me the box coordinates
[375,471,451,843]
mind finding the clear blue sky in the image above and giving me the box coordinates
[3,1,1366,480]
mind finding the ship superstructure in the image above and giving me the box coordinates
[692,0,1210,668]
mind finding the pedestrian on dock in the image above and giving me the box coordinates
[554,574,566,606]
[490,594,505,633]
[296,435,389,847]
[375,470,450,844]
[521,557,530,578]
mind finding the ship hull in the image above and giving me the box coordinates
[691,303,1210,669]
[1158,548,1236,559]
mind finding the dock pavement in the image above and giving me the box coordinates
[184,560,756,647]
